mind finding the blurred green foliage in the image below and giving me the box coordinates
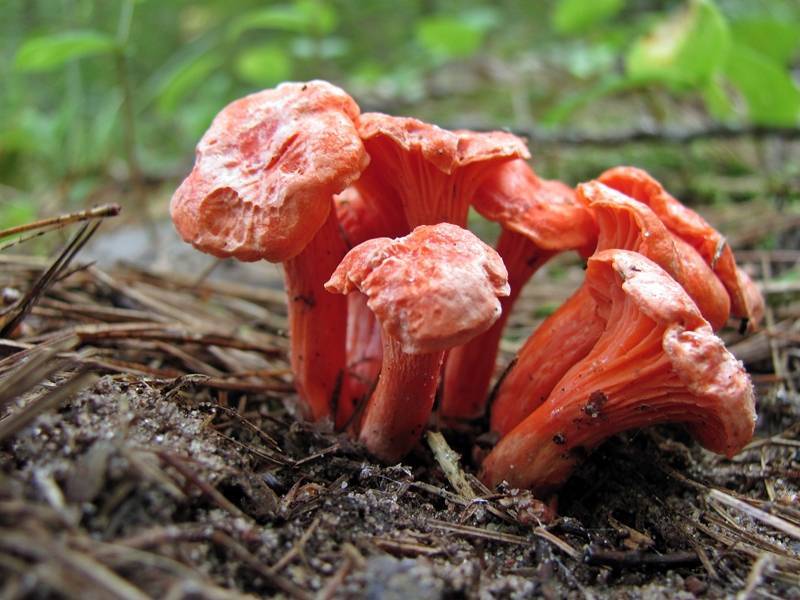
[1,0,799,228]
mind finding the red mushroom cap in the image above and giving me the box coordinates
[473,159,597,256]
[359,116,529,175]
[598,166,762,326]
[581,181,731,330]
[326,223,510,354]
[357,114,529,227]
[171,80,369,263]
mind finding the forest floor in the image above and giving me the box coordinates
[1,170,799,598]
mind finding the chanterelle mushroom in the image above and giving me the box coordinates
[170,80,369,423]
[490,181,733,436]
[330,116,528,427]
[357,114,529,228]
[481,249,756,494]
[598,166,764,329]
[325,223,509,461]
[441,159,598,421]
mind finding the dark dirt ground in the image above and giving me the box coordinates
[1,185,800,599]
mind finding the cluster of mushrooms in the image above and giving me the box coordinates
[171,80,762,496]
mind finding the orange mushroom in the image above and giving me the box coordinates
[330,116,527,427]
[357,114,529,228]
[441,159,598,421]
[170,81,368,423]
[481,249,756,494]
[490,182,732,436]
[325,223,509,461]
[598,166,764,329]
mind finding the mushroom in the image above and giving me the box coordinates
[490,181,732,436]
[330,116,527,426]
[170,80,369,423]
[598,166,764,329]
[357,114,529,228]
[481,249,756,494]
[441,159,598,421]
[325,223,509,461]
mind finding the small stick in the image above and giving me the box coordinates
[0,371,97,442]
[584,546,700,569]
[0,203,120,240]
[316,552,354,600]
[427,518,530,545]
[157,451,251,523]
[371,537,442,557]
[426,431,476,500]
[294,443,341,467]
[270,517,320,573]
[534,528,581,560]
[1,222,101,338]
[209,530,312,600]
[708,489,800,541]
[739,553,774,599]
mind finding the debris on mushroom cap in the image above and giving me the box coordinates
[597,166,762,326]
[170,80,369,263]
[580,181,731,330]
[325,223,510,355]
[481,249,756,493]
[472,159,597,255]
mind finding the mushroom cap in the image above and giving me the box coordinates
[170,80,369,263]
[664,325,757,455]
[581,180,731,330]
[473,159,598,255]
[593,249,707,331]
[598,166,760,324]
[325,223,510,354]
[358,114,530,175]
[592,250,755,455]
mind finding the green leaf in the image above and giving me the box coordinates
[15,31,118,72]
[701,75,734,121]
[228,1,337,39]
[626,0,730,89]
[730,18,800,66]
[552,0,624,35]
[235,44,292,87]
[416,16,486,61]
[724,44,800,126]
[157,54,222,114]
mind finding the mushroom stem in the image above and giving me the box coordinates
[489,287,604,436]
[358,335,445,462]
[283,202,349,423]
[442,229,554,420]
[340,292,382,428]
